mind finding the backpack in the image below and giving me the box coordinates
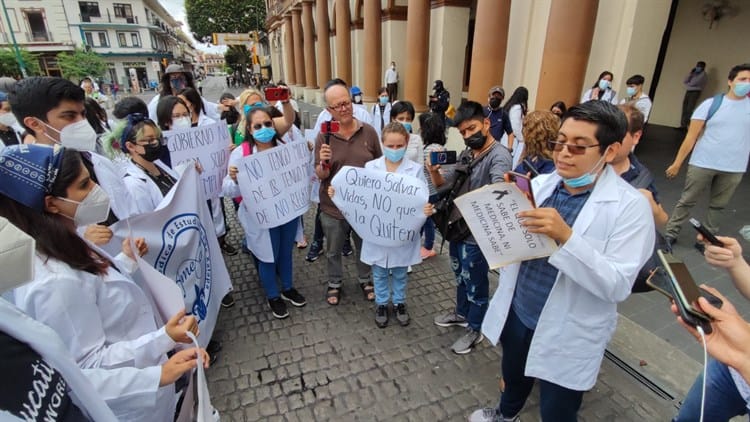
[432,148,490,243]
[705,94,724,123]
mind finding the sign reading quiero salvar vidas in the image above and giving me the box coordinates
[235,141,312,229]
[330,166,429,247]
[454,182,558,269]
[163,121,231,200]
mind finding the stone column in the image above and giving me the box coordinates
[536,0,598,109]
[283,15,296,85]
[291,9,306,87]
[335,0,352,83]
[302,1,318,88]
[315,0,332,87]
[404,0,430,112]
[362,0,381,102]
[467,0,511,102]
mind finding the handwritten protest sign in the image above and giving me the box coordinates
[330,166,428,247]
[164,121,230,199]
[455,182,558,269]
[235,141,312,229]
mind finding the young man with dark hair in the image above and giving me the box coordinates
[485,85,514,148]
[620,74,652,121]
[112,96,149,119]
[665,63,750,252]
[471,101,654,422]
[429,100,512,354]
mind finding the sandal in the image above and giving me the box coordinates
[296,238,308,249]
[360,282,375,301]
[326,287,341,306]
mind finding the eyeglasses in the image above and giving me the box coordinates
[252,121,273,131]
[327,100,352,111]
[547,140,600,155]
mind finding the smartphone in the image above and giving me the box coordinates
[320,120,340,135]
[264,86,289,102]
[656,250,720,333]
[689,218,725,247]
[507,171,535,207]
[430,150,457,165]
[521,158,540,178]
[646,267,673,299]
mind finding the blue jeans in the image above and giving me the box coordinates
[674,358,748,421]
[257,218,298,299]
[372,265,408,305]
[498,307,584,421]
[449,241,489,331]
[422,218,435,250]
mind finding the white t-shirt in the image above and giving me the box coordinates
[619,94,652,122]
[689,96,750,173]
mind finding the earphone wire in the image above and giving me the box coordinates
[696,325,707,422]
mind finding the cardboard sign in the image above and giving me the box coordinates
[235,141,312,229]
[454,182,558,269]
[163,121,231,199]
[330,166,428,247]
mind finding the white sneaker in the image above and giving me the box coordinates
[468,408,520,422]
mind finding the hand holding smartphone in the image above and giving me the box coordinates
[429,150,457,165]
[507,171,535,207]
[264,86,290,102]
[689,218,725,247]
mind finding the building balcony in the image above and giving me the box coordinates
[81,12,139,25]
[25,31,54,43]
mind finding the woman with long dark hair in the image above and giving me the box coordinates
[418,112,446,260]
[503,86,529,166]
[0,145,208,421]
[581,70,619,104]
[223,106,307,319]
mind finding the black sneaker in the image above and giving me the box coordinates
[394,303,410,326]
[342,240,354,257]
[207,339,223,354]
[268,297,289,319]
[220,241,238,256]
[221,293,235,308]
[281,288,307,307]
[375,304,389,328]
[305,241,324,262]
[664,236,677,254]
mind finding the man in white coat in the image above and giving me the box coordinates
[470,101,655,422]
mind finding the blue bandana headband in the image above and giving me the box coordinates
[0,144,64,211]
[120,113,155,153]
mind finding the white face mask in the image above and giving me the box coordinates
[56,184,111,227]
[41,119,98,151]
[0,112,17,128]
[172,116,192,130]
[0,217,35,291]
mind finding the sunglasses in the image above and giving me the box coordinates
[327,100,352,111]
[252,121,273,131]
[547,140,600,155]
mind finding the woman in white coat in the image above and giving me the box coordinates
[580,70,619,104]
[471,102,654,422]
[371,87,392,140]
[224,106,307,320]
[502,87,528,168]
[0,145,208,422]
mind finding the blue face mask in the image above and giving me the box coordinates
[170,78,186,91]
[383,146,406,163]
[561,151,608,188]
[733,82,750,97]
[252,127,276,143]
[626,86,637,97]
[598,79,610,90]
[399,121,413,133]
[379,96,389,105]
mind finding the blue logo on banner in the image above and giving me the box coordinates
[155,213,213,321]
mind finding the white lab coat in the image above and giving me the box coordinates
[371,102,392,140]
[88,151,135,220]
[122,159,180,217]
[359,157,426,268]
[0,299,117,422]
[405,133,423,164]
[481,166,654,391]
[222,145,303,263]
[148,95,221,122]
[12,255,178,421]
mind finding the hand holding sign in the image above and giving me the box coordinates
[518,208,573,244]
[330,166,428,247]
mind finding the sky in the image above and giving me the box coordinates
[158,0,228,54]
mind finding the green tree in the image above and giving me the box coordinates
[0,48,41,77]
[186,0,266,83]
[56,47,107,82]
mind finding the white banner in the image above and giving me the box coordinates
[454,182,558,269]
[164,121,231,200]
[235,141,311,229]
[103,166,232,347]
[330,166,428,247]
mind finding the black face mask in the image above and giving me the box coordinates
[489,98,502,109]
[222,109,239,125]
[464,131,486,150]
[141,143,162,162]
